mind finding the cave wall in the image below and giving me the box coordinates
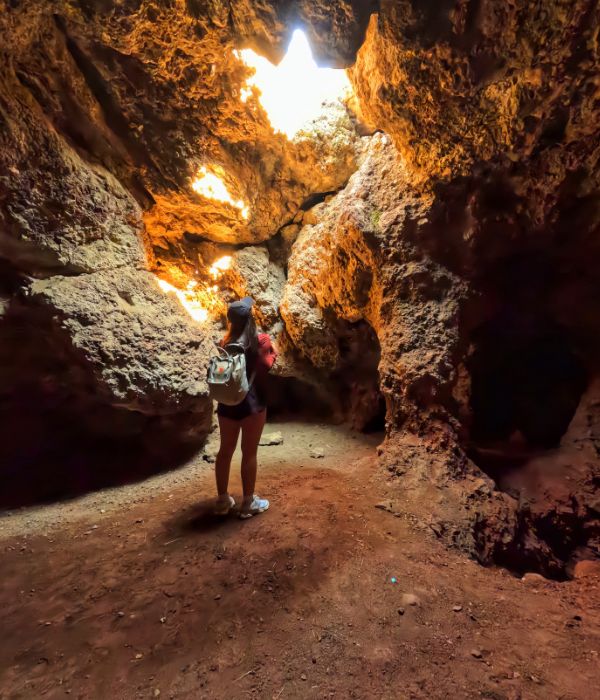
[1,0,599,573]
[0,0,378,502]
[277,0,600,573]
[344,1,599,573]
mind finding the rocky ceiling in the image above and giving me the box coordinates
[1,0,599,577]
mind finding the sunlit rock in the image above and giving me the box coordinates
[1,0,599,576]
[29,269,216,416]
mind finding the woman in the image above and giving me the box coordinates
[214,296,277,518]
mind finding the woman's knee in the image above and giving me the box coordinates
[217,445,236,462]
[241,446,258,462]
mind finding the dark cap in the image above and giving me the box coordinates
[227,296,255,322]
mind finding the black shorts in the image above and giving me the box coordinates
[217,385,266,421]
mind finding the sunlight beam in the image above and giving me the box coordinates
[237,29,352,139]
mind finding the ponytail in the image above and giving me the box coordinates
[224,314,259,357]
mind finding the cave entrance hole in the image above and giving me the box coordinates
[265,320,386,435]
[467,311,587,483]
[236,29,352,139]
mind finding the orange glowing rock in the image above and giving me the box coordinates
[191,167,249,220]
[209,255,232,279]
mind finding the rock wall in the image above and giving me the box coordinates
[302,0,600,574]
[0,0,375,503]
[1,0,598,573]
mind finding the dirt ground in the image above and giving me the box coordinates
[1,421,599,700]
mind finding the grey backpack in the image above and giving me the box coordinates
[207,343,253,405]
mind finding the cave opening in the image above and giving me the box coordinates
[468,313,587,454]
[236,28,352,139]
[264,320,386,434]
[465,287,593,579]
[467,250,590,479]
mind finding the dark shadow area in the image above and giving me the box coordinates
[265,320,386,433]
[466,443,539,495]
[331,320,385,432]
[264,375,336,422]
[0,302,210,510]
[167,498,243,536]
[460,239,600,581]
[468,312,587,450]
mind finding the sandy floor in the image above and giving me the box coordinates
[1,422,599,699]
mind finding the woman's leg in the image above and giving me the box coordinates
[240,410,267,500]
[215,415,241,496]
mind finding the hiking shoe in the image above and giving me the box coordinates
[214,494,236,515]
[239,495,270,519]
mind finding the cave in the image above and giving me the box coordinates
[1,1,599,697]
[469,315,586,450]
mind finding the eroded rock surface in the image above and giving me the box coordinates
[352,2,600,184]
[29,269,215,415]
[1,0,598,575]
[281,120,599,574]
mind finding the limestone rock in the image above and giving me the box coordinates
[29,268,216,416]
[259,432,284,447]
[2,0,599,579]
[229,246,285,329]
[10,3,363,254]
[0,69,146,275]
[352,4,600,185]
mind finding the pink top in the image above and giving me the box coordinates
[257,333,277,374]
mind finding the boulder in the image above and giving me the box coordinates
[29,268,216,416]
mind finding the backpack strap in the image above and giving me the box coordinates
[224,342,246,355]
[222,342,256,387]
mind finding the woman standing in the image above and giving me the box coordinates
[214,297,277,518]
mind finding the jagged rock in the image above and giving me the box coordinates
[259,432,284,446]
[352,3,600,185]
[5,2,364,253]
[29,269,216,416]
[228,246,285,329]
[0,69,146,275]
[1,0,599,581]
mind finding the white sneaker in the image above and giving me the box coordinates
[240,495,270,519]
[214,494,236,515]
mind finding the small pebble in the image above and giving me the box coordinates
[471,649,483,659]
[300,674,307,681]
[453,605,463,612]
[401,593,420,606]
[397,608,405,616]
